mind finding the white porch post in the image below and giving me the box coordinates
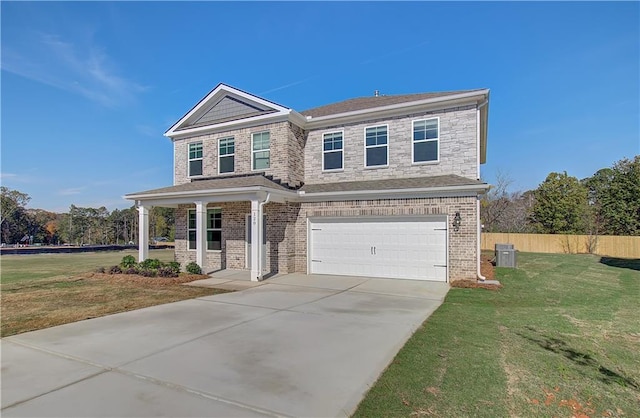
[137,204,149,262]
[195,201,207,270]
[250,199,261,281]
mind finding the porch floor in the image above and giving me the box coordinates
[186,269,284,291]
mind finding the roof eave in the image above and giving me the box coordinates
[304,89,490,129]
[298,183,490,201]
[125,185,297,201]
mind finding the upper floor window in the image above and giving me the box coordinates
[323,131,343,171]
[188,208,222,251]
[218,137,235,174]
[188,142,203,176]
[365,125,388,167]
[252,131,270,170]
[413,118,439,163]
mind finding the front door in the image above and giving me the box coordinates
[245,214,267,270]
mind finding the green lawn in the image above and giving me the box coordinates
[0,249,175,284]
[354,252,640,417]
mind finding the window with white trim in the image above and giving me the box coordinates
[218,137,235,174]
[365,125,388,167]
[252,131,270,170]
[323,131,343,171]
[188,142,203,176]
[413,118,439,163]
[188,208,222,251]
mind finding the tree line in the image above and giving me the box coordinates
[0,188,175,246]
[482,156,640,236]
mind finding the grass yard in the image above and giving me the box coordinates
[354,252,640,418]
[1,250,225,337]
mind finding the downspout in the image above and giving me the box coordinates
[477,99,489,281]
[257,192,271,279]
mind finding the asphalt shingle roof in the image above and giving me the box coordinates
[300,90,485,118]
[126,174,292,197]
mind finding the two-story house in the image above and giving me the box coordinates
[126,83,490,283]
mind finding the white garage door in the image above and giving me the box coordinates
[309,217,447,281]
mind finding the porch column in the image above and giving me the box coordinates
[137,204,149,262]
[195,201,207,269]
[250,199,261,281]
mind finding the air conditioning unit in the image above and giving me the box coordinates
[495,243,516,268]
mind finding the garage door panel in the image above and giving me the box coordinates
[310,218,447,282]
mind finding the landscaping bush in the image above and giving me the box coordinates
[138,268,157,277]
[109,265,122,274]
[121,255,137,268]
[139,258,162,270]
[124,267,138,275]
[185,262,202,275]
[157,266,179,278]
[167,261,181,274]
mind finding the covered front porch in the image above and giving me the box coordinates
[125,175,298,281]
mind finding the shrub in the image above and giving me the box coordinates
[121,255,137,268]
[140,258,162,270]
[139,268,157,277]
[95,266,106,274]
[167,261,181,274]
[157,266,179,278]
[124,267,138,275]
[109,265,122,274]
[185,262,202,275]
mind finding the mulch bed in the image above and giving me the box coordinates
[83,272,210,286]
[450,254,502,290]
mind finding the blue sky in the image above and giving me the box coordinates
[1,1,638,212]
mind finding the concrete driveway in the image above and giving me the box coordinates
[1,273,449,417]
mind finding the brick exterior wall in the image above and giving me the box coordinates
[173,121,305,187]
[173,197,477,281]
[304,105,478,183]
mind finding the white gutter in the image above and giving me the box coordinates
[125,186,296,201]
[476,99,489,282]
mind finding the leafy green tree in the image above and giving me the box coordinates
[531,172,588,234]
[1,187,31,244]
[585,156,640,235]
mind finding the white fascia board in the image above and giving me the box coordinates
[305,90,490,130]
[125,186,297,202]
[298,183,490,202]
[165,83,294,138]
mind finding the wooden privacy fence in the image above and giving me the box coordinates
[481,233,640,259]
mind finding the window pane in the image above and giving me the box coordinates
[188,231,196,250]
[219,138,234,155]
[220,155,234,173]
[188,211,196,229]
[323,138,333,151]
[324,151,343,170]
[414,141,438,162]
[189,143,203,159]
[366,146,387,166]
[366,126,387,146]
[252,132,270,151]
[253,151,270,170]
[189,160,202,176]
[207,230,221,251]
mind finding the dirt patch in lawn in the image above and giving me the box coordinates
[1,272,228,337]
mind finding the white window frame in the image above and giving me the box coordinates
[251,131,270,171]
[363,124,389,168]
[218,137,235,174]
[187,208,222,252]
[412,117,440,164]
[322,130,344,172]
[187,142,203,177]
